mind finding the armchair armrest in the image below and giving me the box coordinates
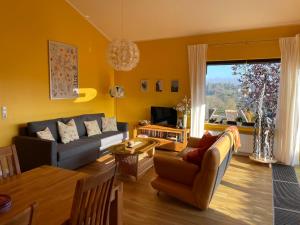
[153,155,200,186]
[117,122,128,132]
[14,136,58,172]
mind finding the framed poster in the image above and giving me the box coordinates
[155,80,163,92]
[141,80,149,92]
[171,80,179,92]
[48,40,79,99]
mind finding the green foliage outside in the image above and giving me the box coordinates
[206,82,239,115]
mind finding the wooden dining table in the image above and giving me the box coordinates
[0,165,123,225]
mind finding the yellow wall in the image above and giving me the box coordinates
[115,25,300,135]
[0,0,114,146]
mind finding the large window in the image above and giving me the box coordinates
[205,60,281,122]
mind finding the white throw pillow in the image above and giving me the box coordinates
[84,120,101,137]
[36,127,55,141]
[101,117,118,132]
[57,119,79,144]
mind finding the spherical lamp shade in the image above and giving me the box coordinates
[107,39,140,71]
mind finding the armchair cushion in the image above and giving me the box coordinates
[188,132,219,148]
[183,134,219,166]
[153,155,199,186]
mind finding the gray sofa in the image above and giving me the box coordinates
[14,113,128,172]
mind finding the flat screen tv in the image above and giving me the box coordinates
[151,106,177,127]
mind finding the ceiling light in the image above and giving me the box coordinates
[107,0,140,71]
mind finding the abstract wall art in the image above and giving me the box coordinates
[141,80,149,92]
[48,40,79,99]
[155,80,163,92]
[171,80,179,92]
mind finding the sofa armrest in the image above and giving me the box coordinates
[117,122,128,132]
[153,155,200,186]
[14,136,58,172]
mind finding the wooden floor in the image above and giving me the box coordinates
[79,153,273,225]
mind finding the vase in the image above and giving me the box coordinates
[183,114,188,129]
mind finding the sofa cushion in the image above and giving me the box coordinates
[84,120,101,137]
[81,131,125,147]
[36,127,55,141]
[58,119,80,144]
[81,113,105,131]
[62,116,86,137]
[99,131,124,147]
[101,117,118,132]
[57,137,101,161]
[27,118,62,141]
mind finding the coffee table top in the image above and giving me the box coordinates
[109,138,159,155]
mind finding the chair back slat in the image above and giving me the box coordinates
[70,165,116,225]
[7,156,14,177]
[0,145,21,179]
[4,203,37,225]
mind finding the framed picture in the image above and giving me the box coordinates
[171,80,179,92]
[155,80,163,92]
[48,40,79,99]
[140,80,149,92]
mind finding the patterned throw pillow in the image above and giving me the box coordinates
[101,117,118,132]
[57,119,79,144]
[84,120,101,137]
[36,127,55,141]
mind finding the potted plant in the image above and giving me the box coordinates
[174,96,191,129]
[236,116,243,126]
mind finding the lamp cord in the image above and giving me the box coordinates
[121,0,124,39]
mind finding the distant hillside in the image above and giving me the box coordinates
[206,82,240,115]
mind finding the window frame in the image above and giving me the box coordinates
[204,58,281,119]
[206,58,281,67]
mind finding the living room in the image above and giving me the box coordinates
[0,0,300,225]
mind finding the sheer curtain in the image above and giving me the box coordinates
[274,34,300,165]
[188,44,207,138]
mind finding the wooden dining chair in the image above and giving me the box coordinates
[4,202,38,225]
[0,145,21,178]
[69,165,116,225]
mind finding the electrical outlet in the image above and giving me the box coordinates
[1,106,7,119]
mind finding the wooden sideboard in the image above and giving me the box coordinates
[133,125,189,152]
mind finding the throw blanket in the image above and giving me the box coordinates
[225,126,241,152]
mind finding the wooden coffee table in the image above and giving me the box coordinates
[109,138,159,180]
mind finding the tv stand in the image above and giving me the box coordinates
[133,125,190,152]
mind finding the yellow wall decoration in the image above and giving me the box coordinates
[0,0,114,146]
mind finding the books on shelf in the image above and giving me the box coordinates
[139,128,183,143]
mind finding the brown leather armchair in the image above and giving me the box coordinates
[151,131,236,210]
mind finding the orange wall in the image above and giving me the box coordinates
[115,25,300,135]
[0,0,114,146]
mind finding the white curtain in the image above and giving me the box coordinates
[188,44,207,138]
[274,34,300,165]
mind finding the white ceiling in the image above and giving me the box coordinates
[66,0,300,41]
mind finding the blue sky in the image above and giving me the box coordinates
[206,65,240,84]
